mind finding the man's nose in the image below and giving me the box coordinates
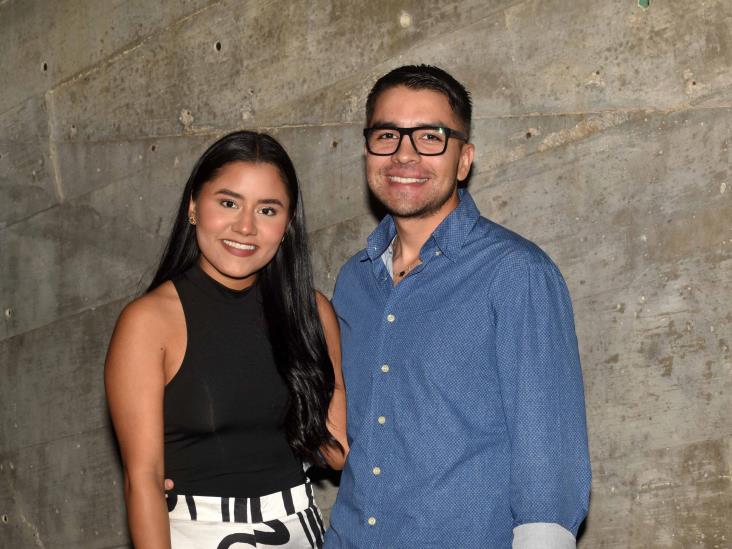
[393,133,420,163]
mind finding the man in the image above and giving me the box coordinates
[324,65,591,548]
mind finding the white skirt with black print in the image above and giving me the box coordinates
[167,482,325,548]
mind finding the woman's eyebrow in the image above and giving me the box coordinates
[214,190,285,206]
[257,198,285,206]
[214,188,244,199]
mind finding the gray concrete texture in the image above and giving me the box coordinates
[1,0,730,547]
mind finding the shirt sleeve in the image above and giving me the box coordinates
[513,522,576,549]
[491,250,591,537]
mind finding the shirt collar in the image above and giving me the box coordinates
[364,216,396,262]
[363,189,481,263]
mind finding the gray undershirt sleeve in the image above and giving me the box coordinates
[513,522,576,549]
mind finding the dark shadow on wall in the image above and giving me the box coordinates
[576,490,592,546]
[577,519,587,543]
[105,411,124,472]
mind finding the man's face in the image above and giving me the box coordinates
[366,85,474,220]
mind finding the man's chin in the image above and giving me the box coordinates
[384,204,434,219]
[382,195,456,220]
[373,190,428,218]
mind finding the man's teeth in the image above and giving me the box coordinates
[224,240,256,250]
[389,176,427,184]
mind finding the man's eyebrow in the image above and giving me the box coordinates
[369,120,450,129]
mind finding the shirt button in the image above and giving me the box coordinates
[372,466,382,476]
[381,364,390,373]
[435,250,442,256]
[377,416,386,424]
[386,313,396,323]
[367,516,377,526]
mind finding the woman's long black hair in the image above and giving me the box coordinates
[148,130,335,463]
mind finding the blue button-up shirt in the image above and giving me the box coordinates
[325,190,591,548]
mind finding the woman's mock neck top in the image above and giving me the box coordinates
[164,263,305,498]
[183,264,255,302]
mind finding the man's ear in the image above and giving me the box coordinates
[457,143,475,182]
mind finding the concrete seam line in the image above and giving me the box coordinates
[44,89,64,203]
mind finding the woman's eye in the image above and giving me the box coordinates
[220,199,237,208]
[258,207,277,216]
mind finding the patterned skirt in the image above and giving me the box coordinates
[167,482,325,548]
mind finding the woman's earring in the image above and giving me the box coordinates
[189,214,196,225]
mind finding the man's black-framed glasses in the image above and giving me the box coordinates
[363,126,468,156]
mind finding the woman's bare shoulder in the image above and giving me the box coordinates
[116,281,181,335]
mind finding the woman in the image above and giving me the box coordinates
[105,131,347,548]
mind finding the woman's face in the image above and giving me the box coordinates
[189,161,291,290]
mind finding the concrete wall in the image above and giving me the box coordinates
[1,1,730,547]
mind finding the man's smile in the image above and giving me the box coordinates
[387,175,429,184]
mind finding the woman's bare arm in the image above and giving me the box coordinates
[315,292,349,470]
[105,294,172,548]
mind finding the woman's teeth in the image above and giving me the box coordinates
[223,240,255,250]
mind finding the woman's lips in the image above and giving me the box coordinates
[221,239,257,256]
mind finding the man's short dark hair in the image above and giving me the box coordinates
[365,64,473,138]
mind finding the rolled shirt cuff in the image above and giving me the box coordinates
[513,522,576,549]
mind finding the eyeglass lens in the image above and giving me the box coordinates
[367,127,449,155]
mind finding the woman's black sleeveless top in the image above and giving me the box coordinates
[164,264,305,497]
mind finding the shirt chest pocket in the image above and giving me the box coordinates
[415,300,492,359]
[399,304,500,405]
